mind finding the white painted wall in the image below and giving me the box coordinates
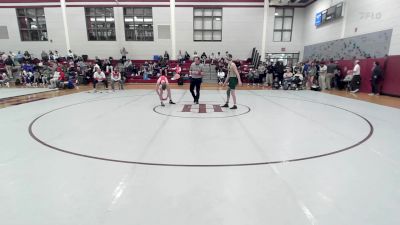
[302,0,344,46]
[2,1,400,61]
[266,7,304,58]
[343,0,400,55]
[303,0,400,56]
[0,7,67,57]
[66,7,171,59]
[175,7,264,60]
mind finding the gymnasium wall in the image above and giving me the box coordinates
[303,29,392,61]
[302,0,400,57]
[66,6,172,60]
[0,0,305,60]
[175,7,264,61]
[0,7,67,57]
[266,7,305,58]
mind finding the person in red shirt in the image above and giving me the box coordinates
[156,73,175,107]
[111,68,123,91]
[171,63,182,80]
[58,68,65,82]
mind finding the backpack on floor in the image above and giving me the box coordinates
[177,77,184,85]
[15,79,21,86]
[311,84,321,91]
[67,80,74,89]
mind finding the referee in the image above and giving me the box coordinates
[189,56,204,104]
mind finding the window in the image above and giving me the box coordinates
[266,53,300,66]
[16,8,48,41]
[193,8,222,41]
[273,8,294,42]
[124,8,154,41]
[85,8,115,41]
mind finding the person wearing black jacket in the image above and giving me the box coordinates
[274,61,284,84]
[4,56,15,78]
[266,62,274,86]
[369,61,383,96]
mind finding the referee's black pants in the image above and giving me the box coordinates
[190,78,202,102]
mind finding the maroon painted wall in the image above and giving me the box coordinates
[336,56,399,96]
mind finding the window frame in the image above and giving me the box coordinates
[123,7,154,42]
[273,8,294,42]
[193,8,223,42]
[266,52,300,66]
[16,8,48,42]
[85,7,116,41]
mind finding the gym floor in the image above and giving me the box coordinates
[1,85,399,225]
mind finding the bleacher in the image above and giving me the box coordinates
[0,56,253,84]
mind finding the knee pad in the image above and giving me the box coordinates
[227,88,231,96]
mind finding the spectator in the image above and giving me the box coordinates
[49,67,62,89]
[184,51,190,60]
[210,52,216,64]
[275,61,285,84]
[111,68,123,91]
[257,62,266,85]
[105,59,114,75]
[326,59,337,90]
[217,68,225,85]
[283,67,293,80]
[4,56,15,79]
[41,50,49,61]
[369,61,383,96]
[159,58,168,76]
[164,51,170,61]
[177,50,184,64]
[8,51,16,61]
[143,67,151,80]
[95,56,102,68]
[67,49,74,60]
[193,51,198,59]
[120,47,128,61]
[41,67,51,87]
[293,70,304,90]
[217,52,222,61]
[302,61,310,77]
[123,59,132,76]
[201,52,207,64]
[16,51,24,64]
[266,62,274,86]
[307,62,317,89]
[49,50,54,60]
[247,68,257,86]
[0,73,10,87]
[350,60,361,93]
[54,50,60,61]
[170,63,181,80]
[318,62,328,90]
[293,63,302,74]
[1,52,7,61]
[23,51,31,63]
[93,67,108,92]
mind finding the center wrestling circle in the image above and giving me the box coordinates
[153,101,251,118]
